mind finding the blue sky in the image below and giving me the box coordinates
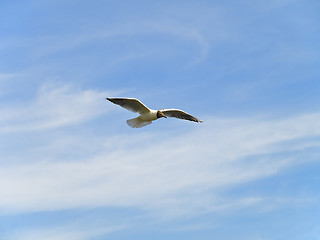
[1,0,320,239]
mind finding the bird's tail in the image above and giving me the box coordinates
[126,117,152,128]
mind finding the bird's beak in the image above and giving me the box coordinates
[163,115,167,118]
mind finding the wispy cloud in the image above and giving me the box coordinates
[0,73,21,96]
[6,223,126,240]
[0,73,19,82]
[1,105,319,216]
[0,83,111,133]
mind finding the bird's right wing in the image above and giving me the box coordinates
[107,98,150,114]
[161,109,202,123]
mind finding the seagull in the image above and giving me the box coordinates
[107,97,202,128]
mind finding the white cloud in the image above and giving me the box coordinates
[0,109,320,217]
[0,83,111,133]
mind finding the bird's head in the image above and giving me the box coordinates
[157,110,167,119]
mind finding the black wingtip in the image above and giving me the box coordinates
[192,117,202,123]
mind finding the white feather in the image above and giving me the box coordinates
[126,117,153,128]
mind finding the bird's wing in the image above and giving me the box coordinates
[161,109,202,123]
[107,98,150,114]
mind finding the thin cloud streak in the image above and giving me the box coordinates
[6,223,127,240]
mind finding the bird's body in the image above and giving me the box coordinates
[139,109,158,122]
[107,97,202,128]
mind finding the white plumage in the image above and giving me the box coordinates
[107,97,202,128]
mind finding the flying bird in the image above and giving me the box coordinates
[107,97,202,128]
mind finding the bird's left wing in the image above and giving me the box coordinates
[161,109,202,123]
[107,98,150,114]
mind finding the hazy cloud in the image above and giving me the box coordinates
[1,108,319,216]
[0,83,111,133]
